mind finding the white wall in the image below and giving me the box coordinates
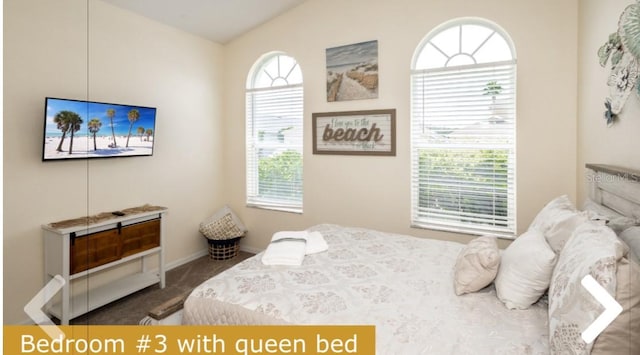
[578,0,640,203]
[3,0,225,324]
[223,0,579,251]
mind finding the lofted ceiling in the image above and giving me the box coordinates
[101,0,307,44]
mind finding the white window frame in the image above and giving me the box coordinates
[410,18,517,238]
[246,52,303,213]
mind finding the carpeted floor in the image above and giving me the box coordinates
[68,251,253,325]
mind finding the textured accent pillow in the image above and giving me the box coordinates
[495,229,557,309]
[543,211,590,254]
[619,226,640,264]
[591,257,640,355]
[548,222,627,354]
[199,205,247,240]
[453,236,500,296]
[528,195,589,254]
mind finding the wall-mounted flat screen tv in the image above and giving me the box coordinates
[43,97,157,161]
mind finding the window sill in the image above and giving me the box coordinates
[410,222,516,240]
[246,203,302,215]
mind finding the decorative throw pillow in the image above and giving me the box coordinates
[543,211,590,254]
[495,229,557,309]
[548,222,627,354]
[619,226,640,264]
[528,195,589,254]
[591,257,640,354]
[453,236,500,296]
[199,205,247,240]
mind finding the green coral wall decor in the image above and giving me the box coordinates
[598,0,640,126]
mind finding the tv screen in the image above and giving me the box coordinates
[43,97,157,161]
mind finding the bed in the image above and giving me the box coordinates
[183,164,640,354]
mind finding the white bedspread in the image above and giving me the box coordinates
[184,224,549,354]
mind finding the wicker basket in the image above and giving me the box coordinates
[207,236,241,260]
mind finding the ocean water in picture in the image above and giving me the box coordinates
[43,98,157,160]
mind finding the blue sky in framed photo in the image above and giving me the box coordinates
[326,40,379,101]
[45,99,156,138]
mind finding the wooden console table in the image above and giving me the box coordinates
[42,205,168,325]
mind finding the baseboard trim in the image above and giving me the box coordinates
[167,246,260,267]
[239,245,263,254]
[165,250,208,271]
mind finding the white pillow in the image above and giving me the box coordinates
[528,195,589,253]
[529,195,576,230]
[453,236,500,296]
[495,229,557,309]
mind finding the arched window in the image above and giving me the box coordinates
[246,53,303,212]
[410,18,517,237]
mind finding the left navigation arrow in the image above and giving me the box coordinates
[24,275,66,340]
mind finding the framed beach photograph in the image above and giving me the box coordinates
[326,40,379,102]
[312,109,395,156]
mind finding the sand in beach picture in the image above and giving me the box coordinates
[43,98,157,161]
[326,40,379,102]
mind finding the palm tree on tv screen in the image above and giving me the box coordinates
[66,112,83,154]
[53,111,73,152]
[137,126,145,142]
[107,108,117,148]
[145,128,153,142]
[88,118,102,151]
[125,109,140,148]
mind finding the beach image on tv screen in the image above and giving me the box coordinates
[43,98,157,160]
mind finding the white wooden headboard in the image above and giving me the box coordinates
[586,164,640,220]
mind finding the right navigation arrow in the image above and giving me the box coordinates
[580,274,623,344]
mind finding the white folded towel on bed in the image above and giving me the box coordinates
[261,231,328,265]
[305,231,328,255]
[261,231,308,266]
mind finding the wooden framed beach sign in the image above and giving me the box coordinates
[326,40,378,102]
[312,109,396,156]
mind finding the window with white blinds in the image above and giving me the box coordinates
[246,53,303,212]
[410,19,517,237]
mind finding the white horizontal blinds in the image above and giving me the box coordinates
[246,53,303,212]
[411,20,516,237]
